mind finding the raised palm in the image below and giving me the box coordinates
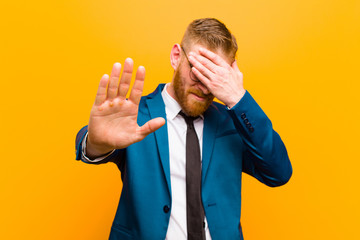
[87,59,165,158]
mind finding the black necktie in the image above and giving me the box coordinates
[179,111,205,240]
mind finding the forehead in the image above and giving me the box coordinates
[187,43,233,65]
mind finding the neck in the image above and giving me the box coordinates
[166,81,178,102]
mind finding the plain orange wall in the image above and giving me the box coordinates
[1,0,359,239]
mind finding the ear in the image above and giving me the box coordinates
[170,44,181,70]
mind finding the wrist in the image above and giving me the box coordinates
[225,89,246,108]
[86,135,114,159]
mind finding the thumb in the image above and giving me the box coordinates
[231,60,240,71]
[137,117,166,138]
[232,60,243,78]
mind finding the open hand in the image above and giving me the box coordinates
[87,59,165,158]
[188,47,246,108]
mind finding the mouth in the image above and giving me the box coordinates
[189,92,207,101]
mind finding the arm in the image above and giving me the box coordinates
[228,91,292,187]
[189,48,292,187]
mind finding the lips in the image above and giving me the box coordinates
[188,89,208,99]
[190,93,206,101]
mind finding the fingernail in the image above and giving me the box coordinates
[125,58,133,64]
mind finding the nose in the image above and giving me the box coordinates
[197,82,210,95]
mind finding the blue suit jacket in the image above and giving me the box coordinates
[75,84,292,240]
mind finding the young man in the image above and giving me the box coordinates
[75,18,292,240]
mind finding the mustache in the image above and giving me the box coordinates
[188,88,212,98]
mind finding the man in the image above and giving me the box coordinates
[75,18,292,240]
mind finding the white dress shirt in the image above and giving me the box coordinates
[82,83,212,239]
[161,83,212,240]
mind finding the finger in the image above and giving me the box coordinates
[95,74,110,105]
[129,66,145,105]
[188,55,215,80]
[138,117,166,138]
[118,58,134,99]
[107,63,121,100]
[190,52,218,74]
[198,47,230,68]
[191,66,211,87]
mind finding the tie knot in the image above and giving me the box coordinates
[179,111,199,127]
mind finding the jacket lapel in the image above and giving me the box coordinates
[145,84,220,193]
[202,104,219,183]
[145,85,172,195]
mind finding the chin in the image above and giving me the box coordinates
[183,98,213,117]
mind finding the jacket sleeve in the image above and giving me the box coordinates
[75,125,125,167]
[228,91,292,187]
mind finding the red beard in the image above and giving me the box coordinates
[173,65,214,117]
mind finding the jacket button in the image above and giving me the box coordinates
[163,205,170,213]
[249,126,254,132]
[241,113,246,119]
[243,118,249,124]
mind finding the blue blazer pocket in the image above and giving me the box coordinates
[109,224,133,240]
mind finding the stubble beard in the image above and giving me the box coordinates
[173,65,214,117]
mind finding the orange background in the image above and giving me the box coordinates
[1,0,359,239]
